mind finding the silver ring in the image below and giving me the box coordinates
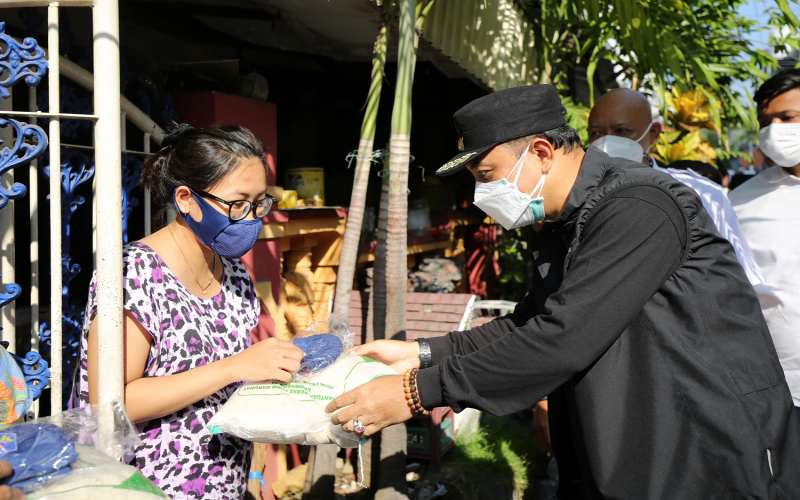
[352,418,366,435]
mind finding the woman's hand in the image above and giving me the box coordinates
[224,337,304,383]
[354,340,420,372]
[326,375,413,437]
[0,461,22,500]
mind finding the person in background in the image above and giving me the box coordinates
[730,149,767,191]
[324,85,800,499]
[77,125,304,499]
[587,88,764,287]
[731,68,800,408]
[730,170,756,190]
[667,159,725,186]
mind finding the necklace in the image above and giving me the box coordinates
[168,224,218,292]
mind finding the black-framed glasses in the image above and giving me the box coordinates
[193,188,276,221]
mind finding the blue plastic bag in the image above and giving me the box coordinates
[0,423,78,492]
[293,333,344,375]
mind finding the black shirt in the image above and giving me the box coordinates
[416,148,800,499]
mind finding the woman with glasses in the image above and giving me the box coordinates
[76,124,304,499]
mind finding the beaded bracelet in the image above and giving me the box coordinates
[411,369,431,415]
[403,368,431,416]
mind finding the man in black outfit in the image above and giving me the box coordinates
[327,85,800,499]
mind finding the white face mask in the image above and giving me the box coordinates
[591,122,653,163]
[473,146,549,230]
[759,123,800,167]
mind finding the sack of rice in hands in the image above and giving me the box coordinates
[208,353,395,448]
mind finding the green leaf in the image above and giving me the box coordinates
[776,0,800,27]
[705,63,737,75]
[586,57,600,107]
[693,57,719,90]
[517,0,791,147]
[662,130,683,143]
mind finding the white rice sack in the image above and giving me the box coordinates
[27,445,166,499]
[208,354,395,448]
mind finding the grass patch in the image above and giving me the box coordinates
[440,413,544,500]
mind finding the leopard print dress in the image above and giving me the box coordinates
[76,242,259,499]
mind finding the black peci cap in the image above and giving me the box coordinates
[437,84,566,176]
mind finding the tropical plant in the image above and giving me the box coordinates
[652,87,720,165]
[368,3,439,498]
[331,23,388,324]
[370,0,435,341]
[500,0,800,294]
[562,96,591,143]
[667,87,719,133]
[496,228,533,302]
[325,2,436,498]
[521,0,800,143]
[312,17,389,500]
[653,129,718,165]
[382,0,417,340]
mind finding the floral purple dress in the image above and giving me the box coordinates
[76,242,259,499]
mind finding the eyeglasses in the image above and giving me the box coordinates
[193,189,276,221]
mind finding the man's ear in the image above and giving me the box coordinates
[529,137,556,173]
[645,121,664,151]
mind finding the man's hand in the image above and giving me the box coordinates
[353,340,420,373]
[534,399,551,453]
[326,375,414,437]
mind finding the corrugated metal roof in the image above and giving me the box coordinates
[422,0,537,90]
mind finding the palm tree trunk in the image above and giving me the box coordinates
[384,0,417,339]
[304,23,388,500]
[371,162,390,340]
[371,2,424,499]
[372,0,434,340]
[310,3,435,498]
[332,24,388,325]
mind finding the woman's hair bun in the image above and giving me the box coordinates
[142,150,170,202]
[161,122,195,149]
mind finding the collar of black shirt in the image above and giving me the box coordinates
[551,146,612,225]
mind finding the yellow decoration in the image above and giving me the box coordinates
[653,130,717,165]
[666,87,718,132]
[278,190,298,210]
[653,87,720,165]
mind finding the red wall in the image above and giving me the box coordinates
[174,91,278,183]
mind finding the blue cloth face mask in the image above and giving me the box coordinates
[176,190,263,258]
[473,146,549,230]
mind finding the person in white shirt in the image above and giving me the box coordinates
[731,68,800,407]
[668,159,726,186]
[587,88,764,287]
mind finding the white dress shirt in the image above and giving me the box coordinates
[653,163,765,287]
[731,167,800,406]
